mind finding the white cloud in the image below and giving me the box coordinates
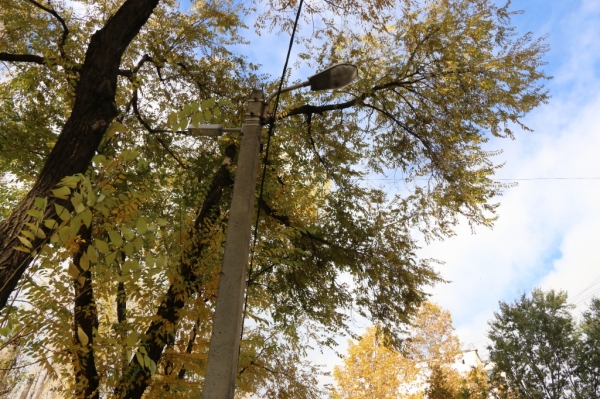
[419,0,600,353]
[307,0,600,390]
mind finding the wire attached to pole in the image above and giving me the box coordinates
[240,0,305,347]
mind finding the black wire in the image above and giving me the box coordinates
[252,0,305,252]
[239,0,304,345]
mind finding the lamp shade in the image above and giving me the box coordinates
[308,63,358,91]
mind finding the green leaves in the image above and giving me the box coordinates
[94,239,110,255]
[54,203,70,221]
[487,289,580,398]
[108,230,123,246]
[166,97,230,131]
[136,217,148,234]
[51,185,71,200]
[0,0,551,397]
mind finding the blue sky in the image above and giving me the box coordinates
[421,0,600,348]
[186,0,600,388]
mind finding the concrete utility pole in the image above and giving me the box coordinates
[202,89,265,399]
[196,64,358,399]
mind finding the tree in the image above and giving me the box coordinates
[425,363,490,399]
[0,341,27,398]
[425,364,459,399]
[574,298,600,398]
[0,0,548,397]
[333,302,469,398]
[332,326,413,399]
[487,289,579,399]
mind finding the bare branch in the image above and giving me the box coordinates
[0,52,132,77]
[25,0,69,58]
[131,89,188,169]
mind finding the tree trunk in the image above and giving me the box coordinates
[72,226,100,399]
[0,0,161,310]
[113,143,236,399]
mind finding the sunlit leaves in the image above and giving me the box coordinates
[333,303,463,399]
[51,186,71,200]
[0,0,550,397]
[77,327,89,347]
[166,97,233,132]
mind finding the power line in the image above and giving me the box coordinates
[352,177,600,181]
[240,0,304,346]
[570,274,600,303]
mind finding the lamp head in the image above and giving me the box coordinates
[308,63,359,91]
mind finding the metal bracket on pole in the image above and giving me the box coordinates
[202,89,265,399]
[188,124,242,137]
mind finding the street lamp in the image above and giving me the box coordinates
[189,64,359,137]
[195,63,358,399]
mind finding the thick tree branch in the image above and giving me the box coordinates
[0,51,139,79]
[0,0,161,310]
[276,75,428,122]
[275,95,364,121]
[118,53,154,78]
[0,52,46,65]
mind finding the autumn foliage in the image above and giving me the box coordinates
[0,0,548,397]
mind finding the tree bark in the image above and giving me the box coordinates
[0,0,161,310]
[113,143,236,399]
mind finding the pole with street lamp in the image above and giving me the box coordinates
[191,64,358,399]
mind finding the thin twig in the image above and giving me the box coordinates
[26,0,69,58]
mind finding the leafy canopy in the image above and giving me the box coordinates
[333,302,489,399]
[487,289,600,399]
[0,0,548,397]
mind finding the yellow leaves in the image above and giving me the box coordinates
[120,226,135,241]
[54,203,70,221]
[68,262,80,279]
[94,239,110,255]
[105,121,127,139]
[44,219,58,229]
[80,252,90,271]
[81,208,93,228]
[77,327,89,346]
[108,230,123,246]
[156,218,167,226]
[17,236,32,248]
[134,346,157,375]
[105,251,117,266]
[333,326,406,399]
[123,242,134,257]
[26,209,43,219]
[335,303,463,399]
[13,245,31,253]
[127,331,139,347]
[87,246,98,263]
[51,185,71,200]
